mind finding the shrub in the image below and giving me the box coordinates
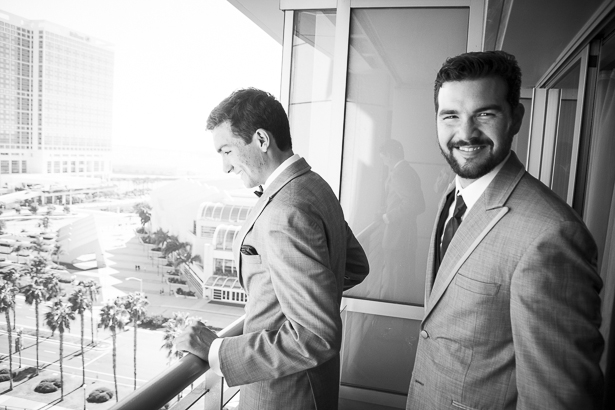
[35,381,58,393]
[139,314,169,329]
[41,376,62,388]
[87,386,114,403]
[168,277,186,284]
[175,288,185,295]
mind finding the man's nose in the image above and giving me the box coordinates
[222,158,232,174]
[459,117,478,139]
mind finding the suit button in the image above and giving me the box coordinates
[420,330,429,339]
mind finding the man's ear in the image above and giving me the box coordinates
[511,103,525,135]
[254,128,270,153]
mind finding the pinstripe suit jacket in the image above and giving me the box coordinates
[407,152,604,410]
[219,158,369,410]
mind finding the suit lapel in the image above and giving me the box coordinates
[232,158,312,286]
[424,152,526,319]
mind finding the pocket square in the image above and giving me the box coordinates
[241,245,258,255]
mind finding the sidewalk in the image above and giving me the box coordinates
[0,395,73,409]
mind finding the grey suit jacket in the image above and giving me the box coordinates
[407,152,604,410]
[219,158,369,410]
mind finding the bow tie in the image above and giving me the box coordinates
[254,185,264,197]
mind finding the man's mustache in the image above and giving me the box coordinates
[447,137,493,151]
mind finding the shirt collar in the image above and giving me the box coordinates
[263,154,301,190]
[455,152,510,213]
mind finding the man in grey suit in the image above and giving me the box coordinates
[407,51,604,409]
[177,88,369,409]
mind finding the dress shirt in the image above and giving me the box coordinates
[441,153,511,244]
[208,154,302,376]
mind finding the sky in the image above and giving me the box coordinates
[0,0,282,160]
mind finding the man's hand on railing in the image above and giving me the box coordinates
[176,321,218,362]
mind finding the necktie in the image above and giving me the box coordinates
[440,194,466,262]
[254,185,263,197]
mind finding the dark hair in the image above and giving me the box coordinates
[206,88,292,151]
[379,139,404,160]
[434,50,522,112]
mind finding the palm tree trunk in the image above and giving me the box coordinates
[133,316,138,390]
[90,305,95,344]
[81,312,85,385]
[5,311,12,391]
[34,301,39,375]
[59,331,64,399]
[12,306,16,331]
[112,331,118,402]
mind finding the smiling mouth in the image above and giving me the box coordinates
[457,146,484,152]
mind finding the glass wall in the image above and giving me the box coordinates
[339,7,469,395]
[550,62,581,201]
[288,10,336,171]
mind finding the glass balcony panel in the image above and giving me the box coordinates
[339,5,469,394]
[341,311,420,394]
[289,10,336,167]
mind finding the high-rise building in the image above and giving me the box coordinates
[0,9,113,180]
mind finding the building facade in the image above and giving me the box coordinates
[0,9,113,179]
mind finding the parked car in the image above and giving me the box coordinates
[49,268,75,283]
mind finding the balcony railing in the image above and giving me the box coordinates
[109,315,245,410]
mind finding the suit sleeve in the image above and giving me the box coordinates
[511,220,604,409]
[219,203,345,385]
[343,222,369,291]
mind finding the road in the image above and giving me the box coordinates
[0,296,171,389]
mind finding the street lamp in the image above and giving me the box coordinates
[126,277,143,294]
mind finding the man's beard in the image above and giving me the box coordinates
[440,136,512,179]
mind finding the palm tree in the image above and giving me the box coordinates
[99,299,129,402]
[123,292,149,390]
[2,267,22,330]
[44,300,75,399]
[38,216,51,231]
[22,282,47,374]
[51,243,64,264]
[28,254,48,277]
[173,247,202,274]
[68,286,91,385]
[161,312,196,365]
[30,238,47,255]
[152,228,170,250]
[0,282,17,390]
[80,280,100,344]
[161,236,184,258]
[41,273,62,301]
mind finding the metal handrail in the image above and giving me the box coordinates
[109,314,245,410]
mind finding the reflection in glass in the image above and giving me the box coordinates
[585,34,615,262]
[289,10,336,167]
[551,61,580,200]
[338,7,468,394]
[341,311,420,394]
